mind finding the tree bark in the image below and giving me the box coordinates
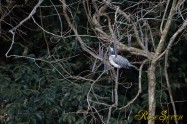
[147,62,156,124]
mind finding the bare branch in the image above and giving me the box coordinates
[6,0,44,58]
[9,0,44,33]
[114,68,119,106]
[154,0,177,60]
[133,25,146,50]
[164,18,187,124]
[106,106,112,124]
[60,0,103,61]
[119,59,148,110]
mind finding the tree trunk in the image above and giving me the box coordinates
[147,63,156,124]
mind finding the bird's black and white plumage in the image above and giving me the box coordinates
[108,47,137,69]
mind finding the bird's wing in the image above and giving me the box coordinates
[112,55,138,69]
[112,55,131,69]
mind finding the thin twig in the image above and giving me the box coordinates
[6,0,44,58]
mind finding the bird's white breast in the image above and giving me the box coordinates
[109,55,121,68]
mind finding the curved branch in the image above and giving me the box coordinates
[119,59,148,110]
[164,18,187,124]
[117,42,154,59]
[61,0,103,61]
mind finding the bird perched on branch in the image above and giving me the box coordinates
[108,47,138,69]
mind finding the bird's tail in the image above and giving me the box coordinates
[130,64,138,70]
